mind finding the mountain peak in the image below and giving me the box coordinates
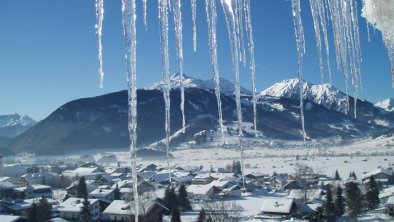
[144,73,251,95]
[260,78,348,113]
[0,114,36,137]
[375,98,394,112]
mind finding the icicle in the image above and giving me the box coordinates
[318,0,332,84]
[309,0,324,84]
[291,0,307,142]
[220,0,245,188]
[121,0,139,221]
[143,0,148,30]
[95,0,104,88]
[158,0,172,183]
[173,0,185,133]
[205,0,224,144]
[244,0,257,134]
[191,0,197,52]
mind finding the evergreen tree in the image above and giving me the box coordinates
[114,183,121,200]
[334,170,341,180]
[171,208,181,222]
[164,187,178,213]
[334,186,345,217]
[36,196,52,222]
[77,176,88,199]
[352,172,357,179]
[365,175,380,209]
[177,184,192,211]
[79,196,92,222]
[232,161,242,175]
[345,181,362,220]
[323,188,335,222]
[197,208,206,222]
[28,202,38,222]
[308,206,325,222]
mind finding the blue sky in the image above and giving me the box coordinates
[0,0,392,120]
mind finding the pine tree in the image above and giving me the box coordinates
[77,176,88,199]
[36,196,52,222]
[197,208,206,222]
[79,196,92,222]
[28,202,38,222]
[114,183,121,200]
[352,171,357,179]
[345,181,362,220]
[365,175,380,209]
[334,186,345,217]
[232,161,242,175]
[164,187,178,213]
[308,206,325,222]
[323,188,335,222]
[334,170,341,180]
[171,208,181,222]
[177,184,192,211]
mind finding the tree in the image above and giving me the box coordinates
[352,172,357,179]
[365,175,380,209]
[114,183,121,200]
[77,176,88,199]
[232,160,242,175]
[79,196,92,222]
[28,202,38,222]
[323,187,335,222]
[139,191,157,220]
[203,201,243,221]
[345,181,362,220]
[334,186,345,217]
[177,184,192,211]
[164,187,178,213]
[36,196,52,222]
[334,170,341,180]
[171,208,181,222]
[197,208,206,222]
[308,206,325,222]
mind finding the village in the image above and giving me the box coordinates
[0,151,393,222]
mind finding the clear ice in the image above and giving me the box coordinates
[96,0,104,88]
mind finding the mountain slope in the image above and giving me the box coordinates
[0,114,36,137]
[375,98,394,112]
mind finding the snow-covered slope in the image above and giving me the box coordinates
[375,98,394,112]
[144,73,251,95]
[0,114,36,137]
[259,78,349,113]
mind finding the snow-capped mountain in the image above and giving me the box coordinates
[375,98,394,112]
[260,78,349,113]
[0,114,36,137]
[144,73,251,95]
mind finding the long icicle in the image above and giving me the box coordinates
[205,0,224,144]
[244,0,258,134]
[191,0,197,52]
[143,0,148,30]
[158,0,172,184]
[173,0,185,133]
[220,0,245,189]
[309,0,324,84]
[317,0,333,84]
[95,0,104,88]
[291,0,307,142]
[121,0,139,221]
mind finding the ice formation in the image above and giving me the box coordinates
[191,0,197,52]
[95,0,104,88]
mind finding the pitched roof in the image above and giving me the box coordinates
[260,198,295,214]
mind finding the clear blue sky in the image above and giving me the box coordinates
[0,0,392,120]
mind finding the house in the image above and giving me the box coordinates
[13,185,53,199]
[379,186,394,204]
[101,199,168,222]
[254,198,297,221]
[269,175,288,190]
[66,180,98,197]
[19,172,58,186]
[192,174,215,185]
[89,188,115,202]
[55,197,100,221]
[0,181,17,200]
[3,198,57,216]
[221,184,242,198]
[62,167,104,180]
[187,183,221,200]
[142,164,158,172]
[283,180,304,190]
[0,215,27,222]
[361,168,393,186]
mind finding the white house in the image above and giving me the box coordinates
[55,197,100,221]
[89,188,115,202]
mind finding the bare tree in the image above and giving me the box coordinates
[203,200,243,222]
[138,191,157,219]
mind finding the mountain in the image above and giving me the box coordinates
[0,114,36,137]
[145,73,251,95]
[375,98,394,112]
[8,77,394,154]
[260,78,394,127]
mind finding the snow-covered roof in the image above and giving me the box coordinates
[187,184,215,196]
[387,196,394,205]
[56,197,98,213]
[361,168,392,180]
[90,188,114,197]
[103,200,135,215]
[0,215,23,222]
[260,198,295,214]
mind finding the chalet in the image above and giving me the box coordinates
[66,180,98,197]
[19,172,58,186]
[3,198,57,216]
[13,185,53,199]
[101,199,168,222]
[89,188,115,202]
[379,186,394,204]
[254,198,297,221]
[55,197,100,221]
[269,175,288,190]
[187,183,221,200]
[192,174,215,185]
[361,168,393,186]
